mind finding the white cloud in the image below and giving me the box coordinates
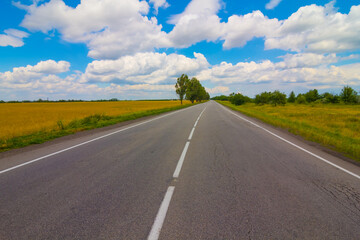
[1,53,359,100]
[81,52,209,84]
[195,53,360,94]
[105,83,174,93]
[221,11,280,49]
[206,86,229,94]
[265,3,360,53]
[0,29,29,47]
[19,0,171,59]
[16,0,360,59]
[0,60,70,83]
[167,0,223,48]
[167,1,360,55]
[149,0,169,14]
[276,53,338,69]
[265,0,282,10]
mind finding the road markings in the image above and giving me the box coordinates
[173,141,190,178]
[219,103,360,180]
[188,128,195,140]
[0,105,198,175]
[147,186,175,240]
[148,106,207,240]
[173,106,207,178]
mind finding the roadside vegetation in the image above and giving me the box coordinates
[0,100,192,152]
[175,74,210,104]
[0,72,208,152]
[213,86,360,161]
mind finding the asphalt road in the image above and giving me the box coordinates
[1,101,360,239]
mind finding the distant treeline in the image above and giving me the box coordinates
[0,98,181,103]
[211,86,360,106]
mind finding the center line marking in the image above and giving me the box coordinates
[173,141,190,178]
[148,105,207,239]
[188,127,196,140]
[147,186,175,240]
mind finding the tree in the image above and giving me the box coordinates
[340,86,358,104]
[196,85,208,102]
[211,95,229,101]
[288,91,296,103]
[296,94,307,104]
[321,92,340,104]
[304,89,320,103]
[270,91,286,106]
[229,93,246,105]
[175,74,189,104]
[185,77,200,103]
[254,92,272,105]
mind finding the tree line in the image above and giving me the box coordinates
[175,74,210,104]
[212,86,359,106]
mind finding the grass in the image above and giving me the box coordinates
[217,101,360,161]
[0,100,193,152]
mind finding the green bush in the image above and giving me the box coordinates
[255,92,272,105]
[230,93,248,105]
[296,95,307,104]
[270,91,286,106]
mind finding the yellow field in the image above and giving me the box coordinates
[219,101,360,160]
[0,100,189,141]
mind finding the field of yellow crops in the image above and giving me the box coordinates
[0,100,190,141]
[219,101,360,161]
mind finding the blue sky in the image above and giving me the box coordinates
[0,0,360,100]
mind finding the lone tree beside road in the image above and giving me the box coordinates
[176,74,210,104]
[175,74,189,104]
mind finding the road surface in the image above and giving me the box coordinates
[1,101,360,239]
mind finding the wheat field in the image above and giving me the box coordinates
[0,100,189,141]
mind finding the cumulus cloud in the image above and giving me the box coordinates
[0,59,180,100]
[265,2,360,53]
[18,0,171,59]
[0,29,29,47]
[81,52,209,84]
[221,11,280,49]
[167,0,360,54]
[149,0,169,14]
[196,53,360,92]
[0,60,70,83]
[0,60,88,99]
[206,86,229,94]
[265,0,282,10]
[15,0,360,58]
[105,83,174,93]
[276,53,338,69]
[167,0,224,48]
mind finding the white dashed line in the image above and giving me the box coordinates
[147,186,175,240]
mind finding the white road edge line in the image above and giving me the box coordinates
[147,186,175,240]
[219,103,360,180]
[173,142,190,178]
[0,106,197,175]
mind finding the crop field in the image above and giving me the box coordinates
[0,100,191,151]
[218,101,360,161]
